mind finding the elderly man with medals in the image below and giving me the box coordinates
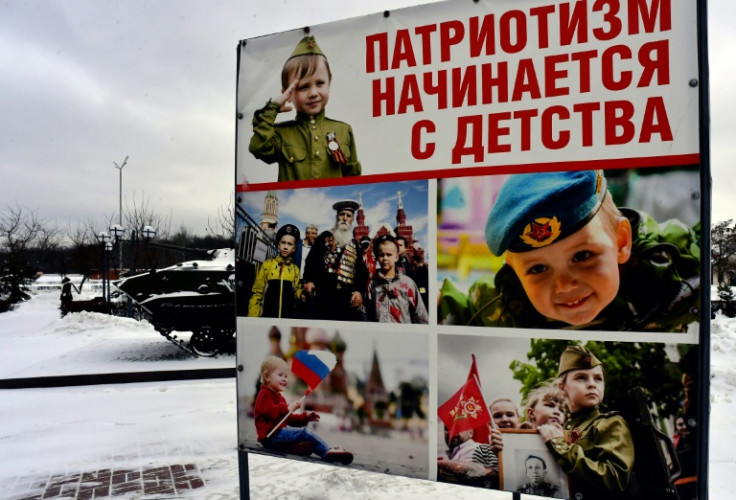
[302,200,368,321]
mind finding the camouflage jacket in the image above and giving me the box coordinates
[248,101,361,182]
[439,209,701,332]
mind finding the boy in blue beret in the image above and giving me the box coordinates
[248,35,362,182]
[439,170,700,331]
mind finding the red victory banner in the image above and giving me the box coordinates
[438,360,491,441]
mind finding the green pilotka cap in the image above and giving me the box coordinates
[288,35,326,60]
[558,345,602,377]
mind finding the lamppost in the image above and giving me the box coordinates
[104,241,113,303]
[98,231,111,303]
[111,224,157,317]
[109,224,124,278]
[142,225,157,240]
[113,156,128,269]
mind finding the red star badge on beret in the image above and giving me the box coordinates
[526,220,553,242]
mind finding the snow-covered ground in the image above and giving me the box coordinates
[0,291,733,499]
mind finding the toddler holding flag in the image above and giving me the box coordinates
[254,355,353,464]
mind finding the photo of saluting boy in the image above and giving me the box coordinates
[248,35,361,182]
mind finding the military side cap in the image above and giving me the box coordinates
[288,35,325,60]
[485,170,607,255]
[332,199,359,213]
[558,345,602,377]
[275,223,300,243]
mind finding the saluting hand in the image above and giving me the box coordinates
[274,81,298,113]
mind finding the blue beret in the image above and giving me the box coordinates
[485,170,607,255]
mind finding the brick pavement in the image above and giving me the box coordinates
[3,463,206,500]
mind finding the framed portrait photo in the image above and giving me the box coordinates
[498,429,571,499]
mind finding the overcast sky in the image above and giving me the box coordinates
[1,0,733,237]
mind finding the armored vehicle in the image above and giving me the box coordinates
[115,246,235,357]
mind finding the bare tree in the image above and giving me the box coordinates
[0,204,61,304]
[713,219,736,285]
[0,204,61,256]
[64,219,109,277]
[68,219,99,248]
[118,192,173,273]
[123,191,172,241]
[207,192,236,243]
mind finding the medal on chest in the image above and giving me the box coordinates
[324,251,338,273]
[326,132,347,166]
[336,242,357,284]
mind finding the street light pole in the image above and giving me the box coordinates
[113,156,128,274]
[98,231,111,303]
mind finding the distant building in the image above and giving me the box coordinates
[364,349,391,432]
[353,190,426,269]
[259,191,278,236]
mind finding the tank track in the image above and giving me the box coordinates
[156,327,234,358]
[135,307,232,358]
[157,329,203,357]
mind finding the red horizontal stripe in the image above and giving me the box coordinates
[291,357,323,390]
[237,153,700,193]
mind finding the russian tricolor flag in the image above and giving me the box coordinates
[291,350,337,390]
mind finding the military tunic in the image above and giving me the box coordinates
[438,209,700,332]
[249,101,361,182]
[546,406,634,500]
[302,235,367,321]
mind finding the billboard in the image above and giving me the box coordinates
[236,1,708,498]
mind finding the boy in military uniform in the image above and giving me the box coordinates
[538,345,635,500]
[438,169,700,331]
[249,35,361,182]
